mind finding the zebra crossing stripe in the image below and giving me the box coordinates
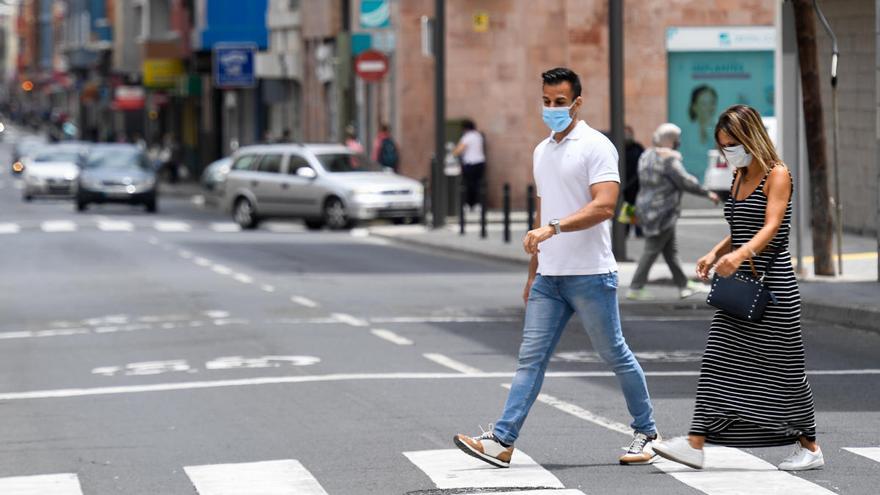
[210,222,241,232]
[0,223,20,234]
[153,221,192,232]
[844,447,880,463]
[0,473,84,494]
[459,491,584,495]
[184,459,328,495]
[41,220,77,232]
[653,446,835,494]
[97,220,134,232]
[403,449,564,490]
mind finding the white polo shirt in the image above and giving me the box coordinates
[459,130,486,165]
[533,120,620,276]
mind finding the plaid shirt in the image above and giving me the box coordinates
[634,148,709,236]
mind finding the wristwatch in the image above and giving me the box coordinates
[549,219,561,235]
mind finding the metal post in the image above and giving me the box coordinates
[431,0,447,228]
[813,0,843,275]
[503,183,511,243]
[609,0,627,261]
[480,183,488,239]
[459,181,466,235]
[527,184,536,230]
[422,176,430,226]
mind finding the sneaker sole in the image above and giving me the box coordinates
[453,435,510,468]
[778,460,824,471]
[653,445,703,470]
[619,453,657,465]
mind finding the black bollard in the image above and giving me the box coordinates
[459,181,466,235]
[421,177,430,226]
[480,181,488,239]
[503,184,511,243]
[526,184,535,230]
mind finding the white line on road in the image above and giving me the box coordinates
[403,449,564,490]
[178,249,193,259]
[423,353,483,375]
[0,370,877,402]
[331,313,368,327]
[0,223,20,234]
[261,284,276,293]
[211,264,233,275]
[369,316,520,324]
[291,296,319,308]
[233,273,254,284]
[844,447,880,463]
[193,257,212,267]
[40,220,77,233]
[502,384,631,435]
[370,328,413,346]
[185,459,328,495]
[97,220,134,232]
[210,222,241,233]
[154,221,192,232]
[0,473,84,494]
[653,446,835,494]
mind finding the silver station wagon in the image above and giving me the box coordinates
[222,144,424,230]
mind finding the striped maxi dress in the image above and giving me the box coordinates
[690,170,817,447]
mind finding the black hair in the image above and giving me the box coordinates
[462,119,476,131]
[688,84,718,121]
[541,67,582,99]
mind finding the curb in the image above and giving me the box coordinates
[800,301,880,334]
[371,231,529,266]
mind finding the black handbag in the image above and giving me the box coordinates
[706,175,779,322]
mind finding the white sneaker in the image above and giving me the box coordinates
[680,281,709,299]
[778,444,824,471]
[653,436,704,469]
[619,432,661,465]
[453,424,514,468]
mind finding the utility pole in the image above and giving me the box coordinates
[791,0,835,276]
[431,0,447,228]
[609,0,627,260]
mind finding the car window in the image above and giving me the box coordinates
[316,153,383,173]
[232,155,258,171]
[257,154,283,174]
[85,149,149,171]
[32,151,81,163]
[287,155,312,175]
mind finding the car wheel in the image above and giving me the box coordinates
[233,197,260,229]
[145,198,158,213]
[304,219,325,231]
[76,200,88,212]
[391,217,405,225]
[323,197,350,230]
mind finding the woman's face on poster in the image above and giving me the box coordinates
[694,90,717,124]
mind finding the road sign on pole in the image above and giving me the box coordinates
[354,50,389,82]
[213,43,257,89]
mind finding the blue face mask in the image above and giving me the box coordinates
[542,103,575,133]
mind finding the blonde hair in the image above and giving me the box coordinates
[714,105,781,175]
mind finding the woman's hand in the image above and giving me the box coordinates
[714,250,747,278]
[696,252,718,281]
[523,278,534,305]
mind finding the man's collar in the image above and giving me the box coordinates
[549,120,587,143]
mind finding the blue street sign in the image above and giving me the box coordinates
[360,0,390,29]
[213,43,257,88]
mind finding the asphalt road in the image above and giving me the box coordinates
[0,137,878,495]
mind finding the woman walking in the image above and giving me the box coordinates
[653,105,823,471]
[627,123,719,300]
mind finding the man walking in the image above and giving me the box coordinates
[454,67,659,468]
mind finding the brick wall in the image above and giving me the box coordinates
[815,0,877,235]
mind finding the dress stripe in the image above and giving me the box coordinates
[689,171,817,447]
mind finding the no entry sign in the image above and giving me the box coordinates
[355,50,389,82]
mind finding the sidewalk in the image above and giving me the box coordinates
[369,210,880,333]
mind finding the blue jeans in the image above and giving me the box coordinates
[493,273,657,444]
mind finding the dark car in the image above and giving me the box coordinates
[76,144,158,213]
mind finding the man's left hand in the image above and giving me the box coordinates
[523,226,555,255]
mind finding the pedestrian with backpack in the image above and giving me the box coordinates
[372,123,400,172]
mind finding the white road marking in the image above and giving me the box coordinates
[552,350,703,364]
[233,273,254,284]
[291,296,319,308]
[154,221,191,232]
[40,220,77,232]
[211,264,233,275]
[185,459,329,495]
[458,492,584,495]
[349,227,370,237]
[844,447,880,463]
[654,446,835,494]
[92,360,191,377]
[0,369,877,402]
[261,284,276,293]
[178,249,193,259]
[203,310,230,319]
[404,449,564,490]
[423,353,483,375]
[210,222,241,233]
[205,355,321,370]
[503,384,631,435]
[0,473,84,494]
[194,257,212,267]
[331,312,368,327]
[370,316,519,324]
[370,328,413,346]
[0,223,20,234]
[97,220,133,232]
[265,223,304,233]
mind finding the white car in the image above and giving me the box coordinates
[21,143,89,201]
[223,144,424,230]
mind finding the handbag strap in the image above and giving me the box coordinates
[730,171,781,281]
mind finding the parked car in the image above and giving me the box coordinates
[201,156,232,193]
[223,144,424,230]
[76,143,158,213]
[11,135,48,174]
[21,142,90,201]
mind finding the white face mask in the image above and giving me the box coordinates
[723,145,753,168]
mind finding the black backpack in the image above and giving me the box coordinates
[378,137,399,170]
